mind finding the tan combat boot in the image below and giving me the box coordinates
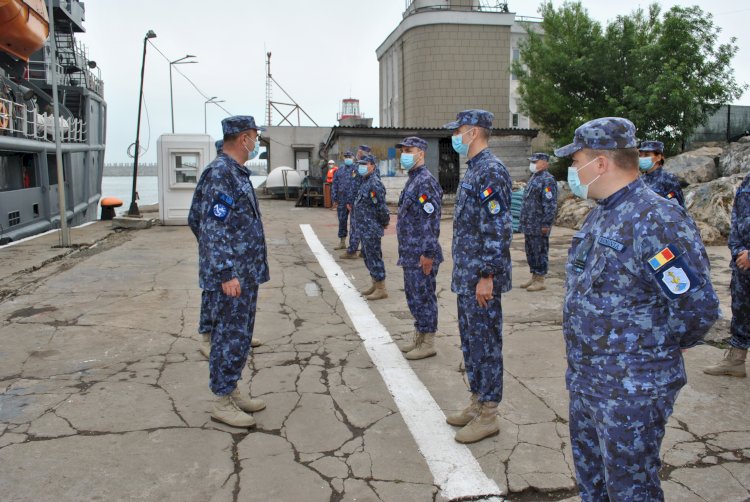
[703,348,747,377]
[455,401,500,443]
[446,394,480,426]
[334,238,347,250]
[360,279,377,296]
[251,337,262,348]
[211,395,256,428]
[199,333,211,359]
[526,275,546,292]
[340,251,358,259]
[406,332,437,360]
[366,280,388,300]
[519,275,535,289]
[400,331,422,353]
[230,388,266,413]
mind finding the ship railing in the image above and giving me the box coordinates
[0,96,86,143]
[27,60,67,88]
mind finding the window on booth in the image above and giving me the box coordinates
[172,152,199,185]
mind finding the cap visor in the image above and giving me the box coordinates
[553,142,582,158]
[442,121,460,130]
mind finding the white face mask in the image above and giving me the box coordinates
[529,162,537,174]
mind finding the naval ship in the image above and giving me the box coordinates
[0,0,105,244]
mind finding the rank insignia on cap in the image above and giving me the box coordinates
[487,199,501,215]
[649,246,676,270]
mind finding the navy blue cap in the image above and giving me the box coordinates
[343,150,354,157]
[215,139,224,153]
[358,145,372,153]
[397,136,428,151]
[639,140,664,153]
[529,152,550,162]
[358,154,377,165]
[554,117,637,157]
[221,115,266,136]
[443,109,494,130]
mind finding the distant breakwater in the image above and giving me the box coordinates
[104,163,157,176]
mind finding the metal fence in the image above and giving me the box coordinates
[688,105,750,146]
[0,96,85,143]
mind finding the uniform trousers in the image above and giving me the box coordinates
[207,285,259,396]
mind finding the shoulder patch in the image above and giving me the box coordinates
[217,192,234,206]
[370,191,378,204]
[597,236,626,253]
[423,202,435,214]
[486,199,501,215]
[666,191,676,199]
[480,187,494,202]
[210,201,230,221]
[460,182,473,191]
[648,245,677,271]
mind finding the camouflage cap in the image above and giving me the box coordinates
[529,152,550,162]
[443,109,494,130]
[396,136,428,151]
[215,139,224,153]
[639,140,664,153]
[358,154,377,165]
[343,150,354,157]
[221,115,266,136]
[554,117,637,158]
[358,145,372,153]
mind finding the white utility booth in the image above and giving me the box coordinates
[157,134,216,225]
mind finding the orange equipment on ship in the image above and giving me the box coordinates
[0,0,50,62]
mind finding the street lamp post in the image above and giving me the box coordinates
[204,97,225,133]
[169,54,197,133]
[128,29,157,217]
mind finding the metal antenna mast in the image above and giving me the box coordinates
[265,51,272,127]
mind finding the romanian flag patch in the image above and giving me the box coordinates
[370,191,377,203]
[648,246,676,271]
[667,191,676,199]
[545,187,552,193]
[419,194,428,204]
[480,187,494,202]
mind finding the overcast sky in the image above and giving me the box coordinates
[78,1,750,164]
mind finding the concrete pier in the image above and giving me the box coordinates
[0,200,747,501]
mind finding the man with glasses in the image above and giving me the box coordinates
[556,117,719,500]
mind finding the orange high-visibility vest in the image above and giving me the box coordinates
[326,166,338,183]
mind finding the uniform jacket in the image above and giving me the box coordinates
[451,148,513,295]
[642,167,685,207]
[519,169,558,234]
[729,173,750,271]
[331,164,350,204]
[353,172,389,238]
[397,165,444,267]
[188,153,270,291]
[564,178,719,399]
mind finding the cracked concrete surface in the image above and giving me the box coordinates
[0,200,748,501]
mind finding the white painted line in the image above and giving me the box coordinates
[0,220,99,249]
[300,224,505,501]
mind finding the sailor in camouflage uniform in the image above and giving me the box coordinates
[353,154,390,300]
[556,117,719,501]
[340,146,372,259]
[395,136,443,360]
[704,171,750,377]
[638,140,685,207]
[332,150,355,250]
[519,152,558,292]
[188,116,270,428]
[442,110,513,444]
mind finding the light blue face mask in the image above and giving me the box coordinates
[344,158,354,166]
[451,128,474,156]
[568,157,600,200]
[357,165,368,176]
[246,137,260,160]
[638,157,654,172]
[400,153,416,170]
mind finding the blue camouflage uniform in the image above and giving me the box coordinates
[556,117,719,501]
[188,116,269,397]
[353,155,389,281]
[445,110,513,404]
[639,140,685,207]
[191,139,225,337]
[396,137,444,333]
[519,153,558,276]
[346,149,369,254]
[332,152,354,239]
[728,173,750,349]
